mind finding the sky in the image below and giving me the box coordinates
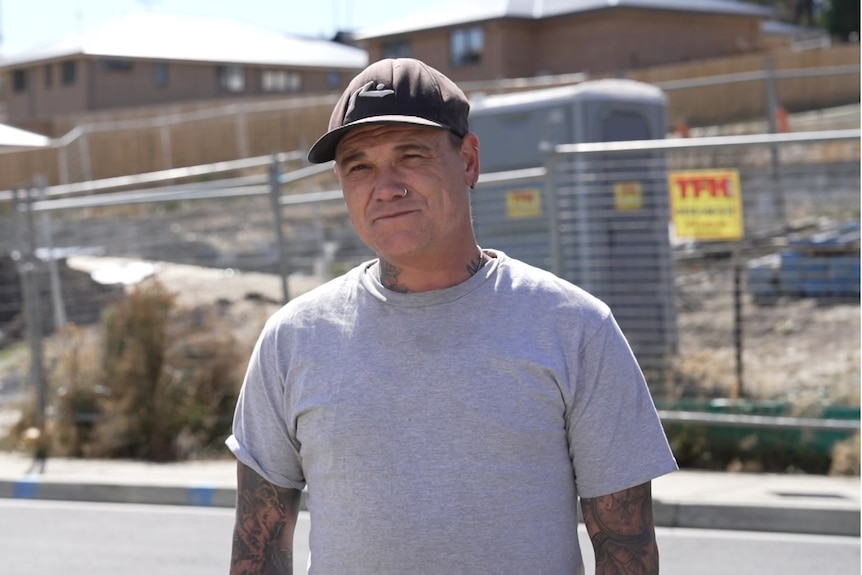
[0,0,443,56]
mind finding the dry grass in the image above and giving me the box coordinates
[5,278,245,461]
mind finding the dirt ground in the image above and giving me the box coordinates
[64,256,323,357]
[673,259,860,404]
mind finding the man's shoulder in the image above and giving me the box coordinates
[266,263,365,324]
[492,251,610,314]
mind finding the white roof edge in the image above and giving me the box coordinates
[0,123,52,148]
[354,0,774,41]
[0,12,368,70]
[0,51,368,70]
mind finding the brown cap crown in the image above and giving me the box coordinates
[307,58,470,163]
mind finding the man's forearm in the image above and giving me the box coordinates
[230,462,301,575]
[581,482,659,575]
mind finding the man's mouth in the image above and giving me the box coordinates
[374,209,416,222]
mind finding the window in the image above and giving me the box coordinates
[12,69,27,92]
[98,58,133,72]
[218,65,245,92]
[382,40,411,59]
[44,65,53,88]
[450,26,483,67]
[327,70,340,89]
[154,62,169,87]
[61,60,77,85]
[261,70,301,93]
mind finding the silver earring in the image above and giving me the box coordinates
[401,188,408,198]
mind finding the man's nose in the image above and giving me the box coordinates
[373,169,408,200]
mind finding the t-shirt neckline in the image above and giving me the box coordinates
[358,249,502,308]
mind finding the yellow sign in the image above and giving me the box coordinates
[505,188,542,219]
[668,169,744,241]
[614,181,643,211]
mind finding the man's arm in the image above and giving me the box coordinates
[580,481,659,575]
[230,461,302,575]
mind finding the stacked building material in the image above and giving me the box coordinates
[748,222,860,301]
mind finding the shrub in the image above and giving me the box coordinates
[18,279,244,461]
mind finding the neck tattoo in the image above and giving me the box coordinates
[377,249,488,292]
[378,259,408,293]
[467,249,487,276]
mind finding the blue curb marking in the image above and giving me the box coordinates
[14,478,39,499]
[188,486,215,506]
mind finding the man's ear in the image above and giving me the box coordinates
[461,132,480,188]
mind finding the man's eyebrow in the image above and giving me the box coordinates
[337,140,437,166]
[394,141,436,154]
[336,148,367,166]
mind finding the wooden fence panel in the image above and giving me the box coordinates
[85,128,165,180]
[629,44,860,126]
[0,147,59,189]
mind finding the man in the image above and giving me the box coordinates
[227,58,677,575]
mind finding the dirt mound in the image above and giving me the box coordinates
[0,254,124,349]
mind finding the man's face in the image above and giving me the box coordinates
[334,124,480,266]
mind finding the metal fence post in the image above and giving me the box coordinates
[236,109,250,159]
[159,119,173,170]
[764,55,780,134]
[764,55,787,230]
[269,155,291,303]
[731,244,745,399]
[79,126,93,182]
[58,144,70,185]
[13,187,48,463]
[573,153,595,293]
[36,174,67,331]
[542,144,562,277]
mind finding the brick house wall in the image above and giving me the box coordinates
[360,8,762,81]
[3,57,357,126]
[6,58,90,123]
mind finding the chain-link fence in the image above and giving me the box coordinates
[0,130,859,456]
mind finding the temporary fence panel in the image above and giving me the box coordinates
[471,79,677,382]
[0,131,858,409]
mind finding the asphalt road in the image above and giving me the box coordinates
[0,499,858,575]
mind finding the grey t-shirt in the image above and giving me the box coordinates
[227,250,677,574]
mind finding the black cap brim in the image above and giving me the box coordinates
[307,115,450,164]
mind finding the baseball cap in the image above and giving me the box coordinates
[307,58,470,164]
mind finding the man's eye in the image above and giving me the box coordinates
[347,164,369,173]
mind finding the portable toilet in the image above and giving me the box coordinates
[469,79,677,381]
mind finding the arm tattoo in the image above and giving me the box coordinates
[230,463,301,575]
[378,259,410,293]
[580,482,659,575]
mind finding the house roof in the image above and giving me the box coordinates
[354,0,775,40]
[0,12,368,70]
[0,123,51,148]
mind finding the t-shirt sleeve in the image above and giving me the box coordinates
[226,321,306,491]
[566,313,677,499]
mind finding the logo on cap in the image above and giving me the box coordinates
[344,81,396,121]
